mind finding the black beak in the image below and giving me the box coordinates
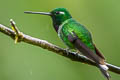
[24,11,51,16]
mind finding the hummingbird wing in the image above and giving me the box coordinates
[67,32,110,80]
[68,31,105,64]
[94,44,105,60]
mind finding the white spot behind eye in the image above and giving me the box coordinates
[59,12,65,14]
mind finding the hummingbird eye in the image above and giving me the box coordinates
[55,11,65,15]
[55,11,60,15]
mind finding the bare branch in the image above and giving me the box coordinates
[0,21,120,75]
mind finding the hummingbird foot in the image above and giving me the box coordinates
[76,50,80,54]
[10,19,24,44]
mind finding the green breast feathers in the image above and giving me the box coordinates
[58,19,95,51]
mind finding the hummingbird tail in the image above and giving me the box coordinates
[98,64,110,80]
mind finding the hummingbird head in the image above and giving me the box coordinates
[50,8,72,32]
[24,8,72,32]
[50,8,72,27]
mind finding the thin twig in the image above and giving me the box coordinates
[0,21,120,75]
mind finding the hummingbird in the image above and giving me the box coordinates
[24,8,110,80]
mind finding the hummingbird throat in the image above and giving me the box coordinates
[52,17,72,32]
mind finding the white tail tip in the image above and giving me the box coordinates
[99,64,109,71]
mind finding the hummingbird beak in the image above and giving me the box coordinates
[24,11,51,16]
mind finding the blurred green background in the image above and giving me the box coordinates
[0,0,120,80]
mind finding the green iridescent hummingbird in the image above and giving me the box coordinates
[24,8,110,80]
